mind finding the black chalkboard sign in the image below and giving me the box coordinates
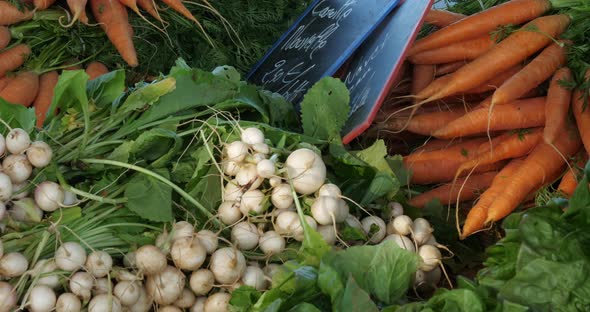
[246,0,401,105]
[341,0,433,144]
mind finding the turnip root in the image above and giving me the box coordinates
[256,159,275,178]
[88,294,122,312]
[196,230,218,254]
[29,285,57,312]
[318,183,341,197]
[344,215,363,231]
[218,201,242,225]
[235,163,263,189]
[6,128,30,154]
[191,297,207,312]
[418,245,442,271]
[361,216,387,244]
[242,266,268,290]
[10,198,43,223]
[274,210,299,236]
[311,196,348,225]
[62,190,77,206]
[175,288,196,308]
[231,221,259,251]
[135,245,167,275]
[86,250,113,278]
[146,265,185,305]
[0,281,17,312]
[92,278,112,296]
[0,202,5,221]
[33,259,60,289]
[160,306,182,312]
[127,287,152,312]
[114,281,141,306]
[0,173,12,202]
[269,177,281,188]
[0,133,5,156]
[271,184,293,209]
[123,251,136,268]
[223,161,240,176]
[204,292,231,312]
[259,231,285,255]
[3,154,32,183]
[240,189,265,215]
[55,293,81,312]
[225,141,248,162]
[241,128,264,145]
[293,216,318,242]
[210,247,246,284]
[0,239,3,258]
[69,271,93,301]
[317,225,337,245]
[190,269,214,295]
[285,148,326,195]
[386,202,404,219]
[411,218,433,246]
[172,221,194,242]
[414,266,441,287]
[11,182,29,200]
[252,143,270,155]
[223,181,244,202]
[0,252,28,277]
[26,141,53,168]
[383,234,416,252]
[170,237,207,271]
[392,215,413,236]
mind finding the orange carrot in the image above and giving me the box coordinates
[0,26,10,49]
[405,137,488,163]
[557,151,587,198]
[91,0,138,67]
[137,0,162,21]
[409,35,495,65]
[461,158,524,238]
[0,75,12,91]
[464,65,523,94]
[409,171,496,208]
[85,61,109,80]
[572,70,590,155]
[160,0,204,28]
[432,97,546,139]
[382,110,467,136]
[436,61,466,76]
[491,41,569,106]
[0,1,34,25]
[0,44,31,78]
[423,14,570,103]
[544,67,572,144]
[407,158,505,185]
[412,64,436,96]
[485,126,581,223]
[414,74,453,99]
[0,71,39,107]
[424,9,466,28]
[413,138,464,153]
[408,0,550,55]
[34,0,57,9]
[33,71,59,128]
[64,0,89,26]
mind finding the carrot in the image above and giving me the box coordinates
[409,35,495,65]
[0,44,31,78]
[405,137,488,163]
[407,158,505,185]
[485,126,581,223]
[414,74,453,99]
[432,97,546,139]
[33,0,57,9]
[160,0,208,38]
[137,0,163,21]
[382,110,467,136]
[0,26,10,50]
[412,139,464,153]
[424,9,466,28]
[409,0,551,55]
[409,171,496,208]
[412,64,436,96]
[85,61,109,80]
[33,71,59,128]
[436,61,466,76]
[0,75,12,92]
[572,70,590,155]
[544,67,572,144]
[63,0,89,26]
[461,158,524,239]
[557,151,588,198]
[0,71,39,107]
[91,0,139,67]
[464,65,523,94]
[491,41,569,106]
[0,1,34,25]
[423,14,570,103]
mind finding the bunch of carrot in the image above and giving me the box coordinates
[377,0,590,239]
[0,0,210,67]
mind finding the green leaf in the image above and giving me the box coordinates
[0,98,35,133]
[259,89,299,129]
[352,140,394,174]
[300,77,350,141]
[360,171,398,206]
[118,77,177,113]
[230,286,262,312]
[426,289,485,312]
[287,303,323,312]
[130,128,182,168]
[333,276,379,312]
[124,169,173,222]
[318,240,419,305]
[108,141,133,163]
[87,69,126,107]
[563,173,590,225]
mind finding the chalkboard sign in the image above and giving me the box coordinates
[341,0,433,144]
[246,0,401,105]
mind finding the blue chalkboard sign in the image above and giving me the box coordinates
[246,0,401,105]
[341,0,433,144]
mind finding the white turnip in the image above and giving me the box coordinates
[344,214,362,231]
[196,230,218,254]
[0,252,28,277]
[223,181,243,202]
[175,288,196,308]
[392,215,413,236]
[191,297,207,312]
[6,128,30,154]
[263,264,282,280]
[190,269,214,296]
[126,287,152,312]
[383,234,416,252]
[29,285,56,312]
[386,202,404,219]
[210,247,246,284]
[225,141,248,162]
[62,190,77,206]
[92,278,112,297]
[411,218,433,246]
[418,245,442,272]
[311,196,348,225]
[55,293,81,312]
[235,163,262,189]
[146,265,185,305]
[0,202,5,221]
[0,173,12,202]
[88,294,122,312]
[204,292,231,312]
[160,306,182,312]
[317,225,337,245]
[241,128,264,145]
[231,221,259,251]
[285,148,326,195]
[218,201,242,225]
[171,237,207,271]
[0,133,5,156]
[240,189,265,215]
[361,216,387,244]
[259,231,285,255]
[172,221,194,242]
[10,198,43,223]
[269,177,281,188]
[318,183,341,197]
[3,154,32,183]
[271,184,293,209]
[34,259,60,289]
[256,159,275,178]
[26,141,53,168]
[114,281,141,306]
[69,271,93,301]
[123,251,136,268]
[135,245,167,275]
[294,215,318,242]
[0,281,17,312]
[252,143,270,155]
[242,266,268,291]
[11,181,29,200]
[222,161,240,176]
[86,250,113,278]
[0,239,3,258]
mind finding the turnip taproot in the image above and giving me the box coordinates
[271,184,293,209]
[210,247,246,284]
[311,196,348,225]
[196,230,218,254]
[259,230,285,255]
[88,294,122,312]
[29,285,56,312]
[383,234,416,252]
[231,221,259,251]
[317,225,337,245]
[191,297,206,312]
[241,128,264,145]
[285,148,326,195]
[85,250,113,278]
[0,252,28,277]
[0,173,12,201]
[55,293,81,312]
[204,292,231,312]
[218,201,242,225]
[135,245,167,275]
[3,154,32,183]
[393,215,413,235]
[240,189,265,215]
[69,271,93,301]
[225,141,248,162]
[146,265,185,304]
[114,280,141,306]
[171,237,207,271]
[361,216,387,243]
[190,269,214,295]
[418,245,442,271]
[242,266,268,290]
[26,141,52,168]
[0,281,17,312]
[6,128,30,154]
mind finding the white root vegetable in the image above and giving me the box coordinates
[418,245,442,272]
[86,251,113,278]
[222,161,240,176]
[259,231,285,255]
[311,196,349,225]
[190,269,214,296]
[361,216,387,244]
[271,184,293,210]
[159,306,182,312]
[26,141,53,168]
[241,128,265,145]
[274,210,299,236]
[29,285,57,312]
[231,222,259,251]
[223,181,243,202]
[386,221,397,235]
[285,148,326,195]
[263,264,282,280]
[252,143,270,155]
[11,182,29,200]
[10,198,43,223]
[383,234,416,252]
[123,252,136,268]
[34,259,60,289]
[317,225,337,245]
[146,265,185,305]
[55,293,81,312]
[204,292,231,312]
[62,190,77,206]
[294,216,318,242]
[240,189,265,215]
[424,235,437,246]
[127,287,153,312]
[0,281,17,312]
[251,153,266,164]
[392,215,413,236]
[176,288,197,308]
[35,181,65,212]
[0,202,5,221]
[225,141,248,162]
[3,154,32,183]
[171,237,207,271]
[210,247,246,284]
[196,230,218,254]
[0,133,5,156]
[414,266,441,287]
[0,252,28,277]
[242,266,268,291]
[387,202,404,219]
[135,245,167,275]
[191,297,207,312]
[256,159,275,178]
[318,183,341,197]
[0,173,12,202]
[156,231,171,255]
[235,163,263,189]
[172,221,194,242]
[88,294,122,312]
[6,128,30,154]
[218,201,242,225]
[344,214,363,231]
[269,177,281,188]
[69,272,93,301]
[92,278,112,296]
[411,218,433,246]
[114,281,141,306]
